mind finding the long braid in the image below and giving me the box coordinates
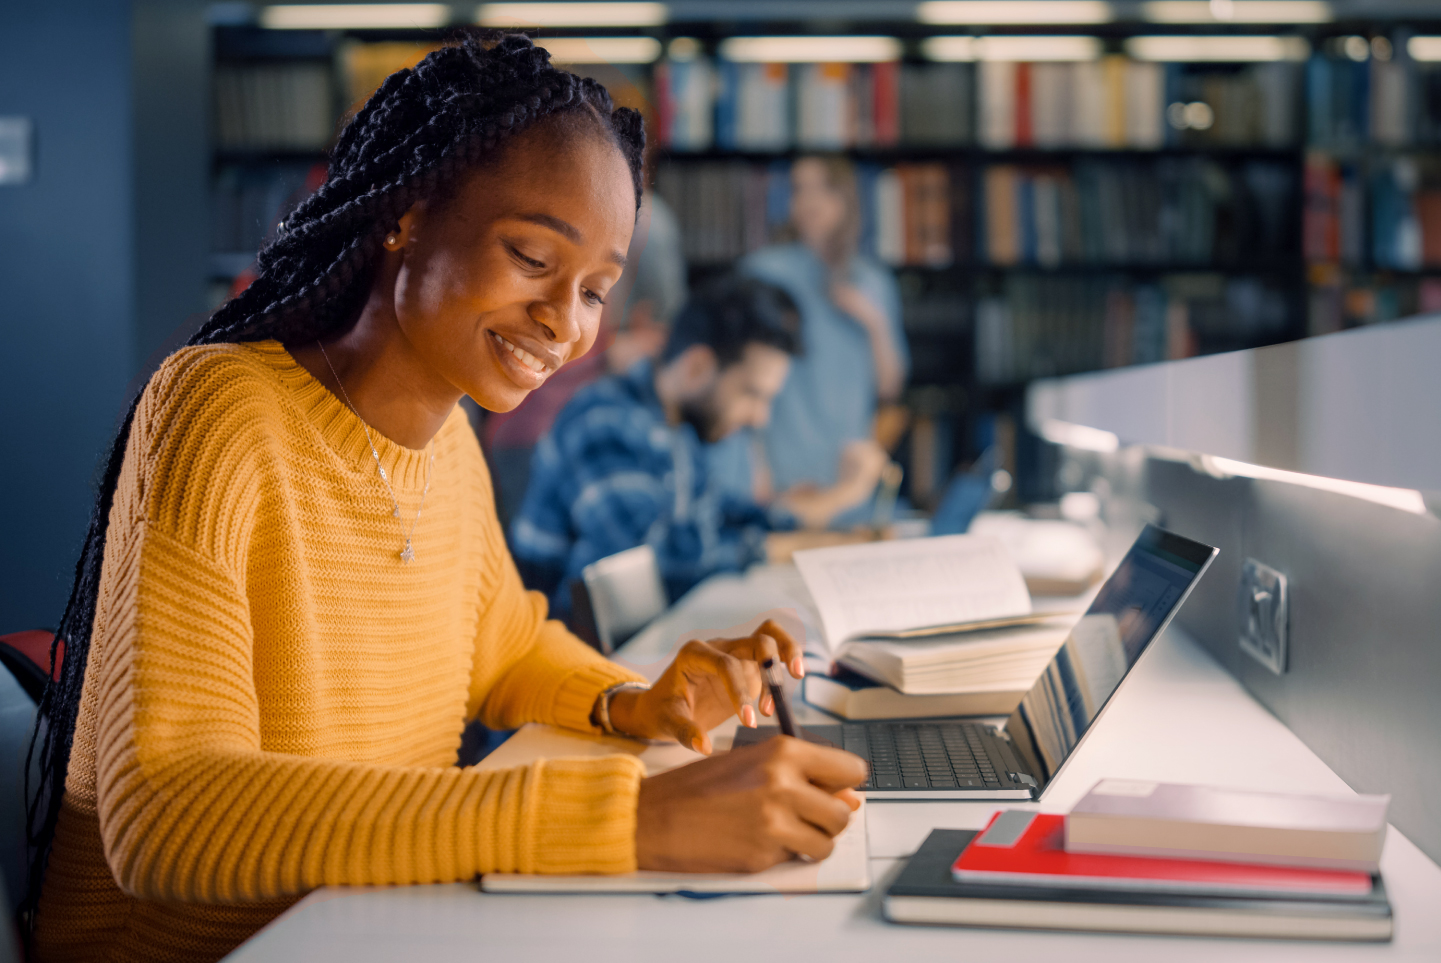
[21,30,644,935]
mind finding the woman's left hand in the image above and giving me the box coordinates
[606,619,805,754]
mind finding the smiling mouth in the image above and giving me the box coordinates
[490,331,553,375]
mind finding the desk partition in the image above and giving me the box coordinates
[1028,318,1441,868]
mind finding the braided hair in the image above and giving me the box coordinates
[22,31,645,927]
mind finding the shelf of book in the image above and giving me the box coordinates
[205,23,1441,454]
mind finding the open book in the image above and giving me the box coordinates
[794,535,1061,650]
[793,535,1073,695]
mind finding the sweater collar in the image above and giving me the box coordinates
[247,339,439,491]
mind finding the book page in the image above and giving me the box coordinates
[794,535,1032,651]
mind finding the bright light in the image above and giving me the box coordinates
[1203,456,1428,515]
[1126,35,1310,61]
[918,1,1115,24]
[1140,1,1331,22]
[1408,37,1441,62]
[1038,418,1121,453]
[476,2,667,27]
[924,34,1103,61]
[718,36,902,63]
[537,37,662,63]
[260,3,451,29]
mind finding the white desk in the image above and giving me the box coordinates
[225,568,1441,962]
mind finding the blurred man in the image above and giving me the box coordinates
[513,276,881,619]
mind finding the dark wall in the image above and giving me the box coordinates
[0,0,210,632]
[0,1,136,631]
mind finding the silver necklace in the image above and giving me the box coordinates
[317,341,434,564]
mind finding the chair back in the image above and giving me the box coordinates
[580,545,667,654]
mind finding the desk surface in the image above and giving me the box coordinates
[226,568,1441,962]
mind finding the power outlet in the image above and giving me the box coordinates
[1239,558,1288,675]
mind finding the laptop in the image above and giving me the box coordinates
[733,524,1218,800]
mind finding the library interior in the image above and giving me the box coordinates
[3,1,1441,960]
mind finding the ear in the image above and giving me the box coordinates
[383,210,418,252]
[677,343,719,391]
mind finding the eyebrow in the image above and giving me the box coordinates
[515,212,628,267]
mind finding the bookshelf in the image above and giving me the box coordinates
[207,9,1441,499]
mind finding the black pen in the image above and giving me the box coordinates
[761,658,798,738]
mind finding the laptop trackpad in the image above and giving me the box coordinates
[731,725,842,750]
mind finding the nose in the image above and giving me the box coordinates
[526,285,585,346]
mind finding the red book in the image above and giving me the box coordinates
[952,812,1374,900]
[1014,62,1033,148]
[872,60,899,147]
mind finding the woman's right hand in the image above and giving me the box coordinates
[634,736,868,873]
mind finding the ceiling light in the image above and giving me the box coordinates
[476,3,668,27]
[924,35,1104,60]
[718,36,902,63]
[1407,36,1441,62]
[260,3,451,29]
[1202,456,1427,515]
[1125,35,1310,61]
[917,1,1114,24]
[1140,1,1331,23]
[537,37,663,63]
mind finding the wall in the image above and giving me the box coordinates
[0,0,210,632]
[1029,314,1441,494]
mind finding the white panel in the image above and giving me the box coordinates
[1028,313,1441,492]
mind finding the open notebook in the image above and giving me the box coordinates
[474,723,870,895]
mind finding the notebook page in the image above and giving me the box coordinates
[794,535,1031,652]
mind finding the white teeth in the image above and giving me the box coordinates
[491,332,548,374]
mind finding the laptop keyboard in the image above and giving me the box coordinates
[842,721,1010,790]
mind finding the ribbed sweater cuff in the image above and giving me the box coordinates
[520,755,646,874]
[550,661,648,733]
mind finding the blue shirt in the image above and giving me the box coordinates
[510,360,784,618]
[739,243,908,491]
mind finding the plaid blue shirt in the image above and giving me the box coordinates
[511,360,787,618]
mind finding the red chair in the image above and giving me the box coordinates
[0,632,61,705]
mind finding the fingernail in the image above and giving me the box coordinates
[791,657,806,678]
[742,705,756,727]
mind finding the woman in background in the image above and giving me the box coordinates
[739,156,907,525]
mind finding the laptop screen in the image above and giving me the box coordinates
[1003,524,1217,789]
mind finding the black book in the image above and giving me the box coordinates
[885,830,1393,942]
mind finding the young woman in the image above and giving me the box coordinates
[736,157,908,521]
[25,36,863,962]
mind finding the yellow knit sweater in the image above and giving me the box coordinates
[35,341,647,962]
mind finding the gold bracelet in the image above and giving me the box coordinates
[591,681,651,736]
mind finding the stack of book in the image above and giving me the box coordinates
[886,780,1393,940]
[652,159,960,268]
[654,56,972,152]
[974,271,1292,385]
[978,157,1295,270]
[794,533,1096,722]
[213,61,335,151]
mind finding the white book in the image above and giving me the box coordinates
[1124,60,1165,149]
[793,535,1039,655]
[1071,60,1108,148]
[979,60,1016,149]
[1029,62,1071,148]
[836,621,1072,695]
[874,168,905,266]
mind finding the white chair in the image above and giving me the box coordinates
[578,545,668,654]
